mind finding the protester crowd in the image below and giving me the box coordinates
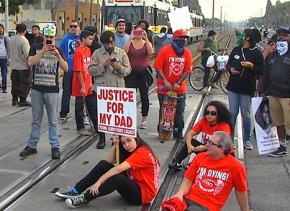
[0,17,289,210]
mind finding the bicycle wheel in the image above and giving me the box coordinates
[219,71,230,94]
[189,66,205,91]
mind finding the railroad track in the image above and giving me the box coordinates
[148,32,234,211]
[0,31,231,210]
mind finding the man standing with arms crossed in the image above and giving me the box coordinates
[19,23,68,159]
[59,20,80,120]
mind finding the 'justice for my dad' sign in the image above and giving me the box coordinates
[97,86,137,137]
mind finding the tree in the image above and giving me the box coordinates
[0,0,40,16]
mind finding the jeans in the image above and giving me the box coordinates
[75,160,142,205]
[228,90,252,143]
[60,71,73,118]
[125,68,150,117]
[75,93,98,131]
[0,59,8,90]
[158,93,186,135]
[27,89,59,149]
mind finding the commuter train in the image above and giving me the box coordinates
[103,0,204,41]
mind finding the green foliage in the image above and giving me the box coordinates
[0,0,40,15]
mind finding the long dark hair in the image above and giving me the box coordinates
[119,133,160,165]
[203,101,233,132]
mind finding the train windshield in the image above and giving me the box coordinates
[105,6,142,26]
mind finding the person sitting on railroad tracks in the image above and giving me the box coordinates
[198,30,223,89]
[154,28,193,140]
[55,133,160,208]
[170,131,249,211]
[168,101,232,170]
[19,23,68,159]
[88,30,131,149]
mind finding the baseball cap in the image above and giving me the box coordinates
[116,18,126,26]
[173,29,189,38]
[43,23,56,36]
[276,27,290,35]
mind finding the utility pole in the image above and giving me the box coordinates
[89,0,93,25]
[211,0,215,30]
[220,6,222,34]
[75,0,79,22]
[5,0,9,33]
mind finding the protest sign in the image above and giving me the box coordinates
[97,87,137,137]
[252,97,280,154]
[168,6,193,32]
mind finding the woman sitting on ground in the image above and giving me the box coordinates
[169,100,232,170]
[55,133,160,208]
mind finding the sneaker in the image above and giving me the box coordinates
[168,159,183,170]
[55,187,79,199]
[66,195,88,208]
[18,101,31,107]
[140,121,148,129]
[2,89,7,93]
[51,148,61,159]
[244,141,253,150]
[77,128,91,136]
[268,145,287,158]
[59,116,67,121]
[20,146,37,157]
[84,116,90,125]
[173,133,184,140]
[96,133,106,149]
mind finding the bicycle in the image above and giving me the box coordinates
[189,51,230,94]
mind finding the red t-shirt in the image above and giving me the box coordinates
[125,146,160,204]
[192,118,231,143]
[184,153,247,211]
[153,45,192,95]
[72,46,92,96]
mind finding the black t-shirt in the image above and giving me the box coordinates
[226,46,264,96]
[29,43,65,93]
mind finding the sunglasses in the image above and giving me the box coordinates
[70,25,78,28]
[205,111,217,116]
[206,139,222,147]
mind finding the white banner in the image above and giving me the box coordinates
[97,86,137,137]
[168,6,193,32]
[251,97,280,155]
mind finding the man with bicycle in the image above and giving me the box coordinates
[198,30,222,89]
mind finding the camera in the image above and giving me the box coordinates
[46,40,53,45]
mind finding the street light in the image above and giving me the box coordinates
[211,0,215,30]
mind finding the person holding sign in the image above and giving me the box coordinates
[169,101,232,170]
[88,31,131,149]
[154,29,193,140]
[55,134,160,208]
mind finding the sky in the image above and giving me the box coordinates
[199,0,289,22]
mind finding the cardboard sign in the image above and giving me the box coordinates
[97,87,137,137]
[252,97,280,154]
[168,6,193,32]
